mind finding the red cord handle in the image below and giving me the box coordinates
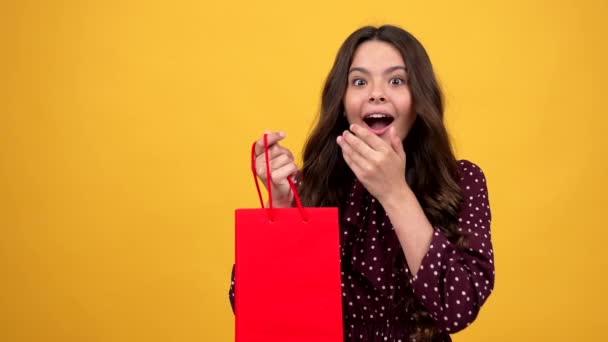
[250,134,307,222]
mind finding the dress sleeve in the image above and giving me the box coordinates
[408,160,494,333]
[228,264,236,313]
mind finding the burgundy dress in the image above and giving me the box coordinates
[229,160,494,341]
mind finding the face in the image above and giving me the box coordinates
[343,40,415,144]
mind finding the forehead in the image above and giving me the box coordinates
[350,40,405,69]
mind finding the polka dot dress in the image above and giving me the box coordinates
[229,160,494,341]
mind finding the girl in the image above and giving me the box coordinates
[230,25,494,342]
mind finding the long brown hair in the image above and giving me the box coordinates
[299,25,466,341]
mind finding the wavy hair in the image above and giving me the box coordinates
[298,25,466,341]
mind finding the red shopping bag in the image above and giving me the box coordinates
[234,134,343,342]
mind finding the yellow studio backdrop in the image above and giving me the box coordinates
[1,0,606,341]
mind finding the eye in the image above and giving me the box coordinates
[351,78,367,86]
[390,77,406,85]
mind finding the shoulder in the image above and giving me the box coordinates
[456,159,488,195]
[456,160,491,222]
[457,160,486,179]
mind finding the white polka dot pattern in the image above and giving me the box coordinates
[228,160,494,341]
[408,161,494,333]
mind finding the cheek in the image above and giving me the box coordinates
[343,92,362,120]
[396,92,413,113]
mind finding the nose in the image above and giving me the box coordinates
[368,88,386,103]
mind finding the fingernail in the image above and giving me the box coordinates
[349,124,355,131]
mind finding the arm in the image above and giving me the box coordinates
[383,186,434,276]
[337,127,494,332]
[396,161,494,333]
[228,264,236,313]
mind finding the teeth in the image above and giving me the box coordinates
[366,113,389,118]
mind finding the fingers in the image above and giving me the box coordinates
[254,131,286,157]
[267,144,293,160]
[268,153,294,171]
[255,146,294,176]
[336,134,370,172]
[349,124,388,152]
[341,130,374,159]
[256,144,292,168]
[270,162,298,183]
[254,132,296,185]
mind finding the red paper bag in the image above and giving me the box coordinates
[235,135,343,342]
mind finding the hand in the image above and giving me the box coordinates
[254,131,297,207]
[336,124,408,204]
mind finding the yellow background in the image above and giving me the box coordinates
[1,0,607,341]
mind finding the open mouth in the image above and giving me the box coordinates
[363,113,394,133]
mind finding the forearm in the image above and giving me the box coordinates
[266,198,294,208]
[382,186,434,276]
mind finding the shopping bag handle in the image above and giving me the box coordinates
[250,134,308,222]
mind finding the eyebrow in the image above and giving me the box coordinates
[348,66,407,75]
